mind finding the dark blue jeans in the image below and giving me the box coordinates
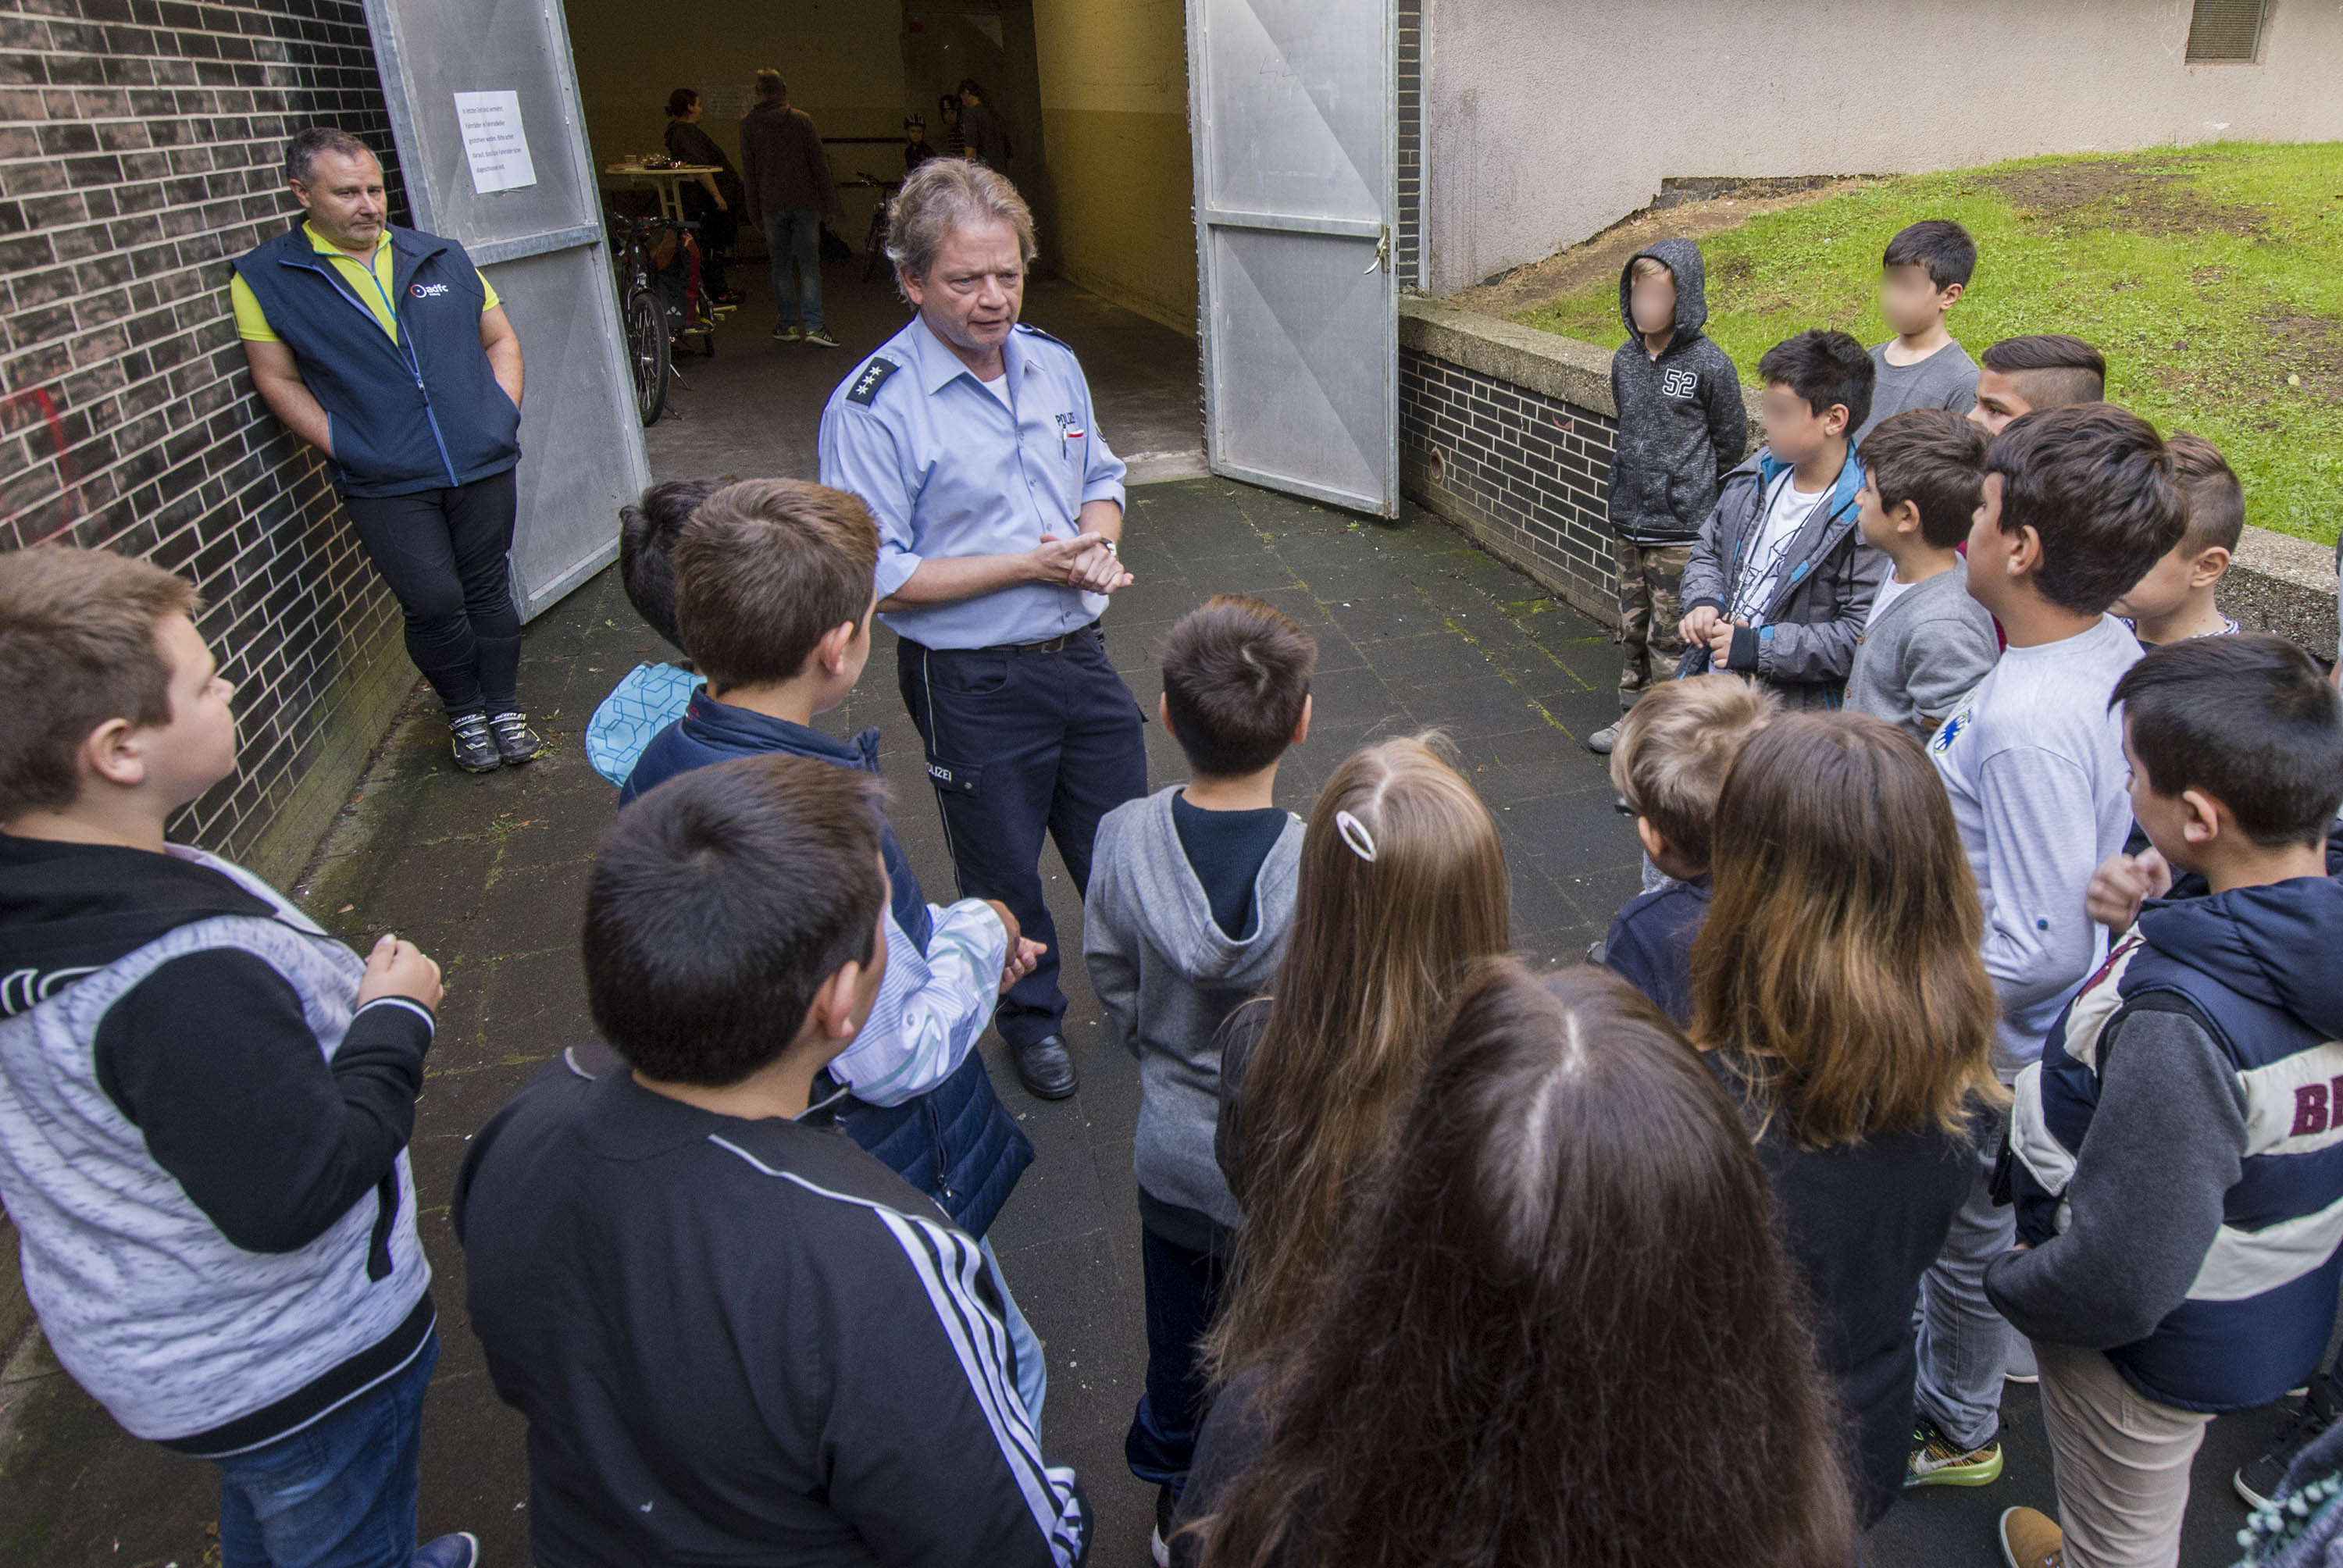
[897,625,1149,1048]
[763,209,824,332]
[215,1331,437,1568]
[1127,1222,1227,1494]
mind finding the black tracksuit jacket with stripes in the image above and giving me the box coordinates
[454,1045,1088,1566]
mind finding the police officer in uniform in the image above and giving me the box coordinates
[819,160,1145,1100]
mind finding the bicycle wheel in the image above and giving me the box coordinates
[624,287,670,426]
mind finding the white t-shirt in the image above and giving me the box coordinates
[1928,614,2144,1074]
[1865,572,1919,630]
[978,372,1014,411]
[1732,471,1829,620]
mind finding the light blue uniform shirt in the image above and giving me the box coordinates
[818,314,1128,650]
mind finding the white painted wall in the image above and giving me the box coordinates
[1421,0,2343,294]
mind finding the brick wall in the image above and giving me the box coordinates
[1,0,417,888]
[1400,295,1771,626]
[1399,305,1627,623]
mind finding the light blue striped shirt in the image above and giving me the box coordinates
[829,897,1007,1108]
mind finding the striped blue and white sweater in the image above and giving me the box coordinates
[1995,871,2343,1413]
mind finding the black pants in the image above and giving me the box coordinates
[343,468,522,718]
[897,625,1149,1048]
[1128,1216,1229,1493]
[681,187,736,296]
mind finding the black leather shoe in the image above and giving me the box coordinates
[1013,1035,1078,1100]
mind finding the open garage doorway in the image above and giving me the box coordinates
[556,0,1210,481]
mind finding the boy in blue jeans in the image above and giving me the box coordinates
[1084,596,1314,1564]
[621,477,1051,1414]
[0,547,473,1568]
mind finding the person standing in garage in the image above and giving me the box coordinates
[739,69,842,348]
[232,127,540,776]
[818,159,1145,1102]
[955,79,1013,170]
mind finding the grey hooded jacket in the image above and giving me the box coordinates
[1083,786,1302,1231]
[1607,238,1750,544]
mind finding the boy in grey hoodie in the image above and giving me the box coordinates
[1083,595,1314,1558]
[1592,237,1749,754]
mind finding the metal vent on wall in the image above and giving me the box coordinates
[2185,0,2269,62]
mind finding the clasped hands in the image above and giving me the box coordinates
[1677,604,1746,668]
[1031,532,1133,594]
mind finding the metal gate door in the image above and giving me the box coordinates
[1186,0,1397,516]
[361,0,649,616]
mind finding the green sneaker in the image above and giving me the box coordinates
[1906,1417,2004,1488]
[772,323,802,341]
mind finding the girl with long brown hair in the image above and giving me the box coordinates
[1177,962,1856,1568]
[1690,709,2002,1524]
[1206,734,1509,1384]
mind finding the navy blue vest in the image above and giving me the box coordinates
[232,225,520,498]
[2015,924,2343,1413]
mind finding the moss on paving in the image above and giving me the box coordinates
[1509,143,2343,546]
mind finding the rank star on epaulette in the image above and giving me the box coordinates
[846,357,901,406]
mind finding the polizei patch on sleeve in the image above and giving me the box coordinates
[846,357,901,406]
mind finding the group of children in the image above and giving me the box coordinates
[0,212,2338,1568]
[1586,217,2342,1568]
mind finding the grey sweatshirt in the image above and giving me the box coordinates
[1607,237,1749,544]
[1843,561,1999,740]
[1083,787,1302,1231]
[1986,1005,2246,1348]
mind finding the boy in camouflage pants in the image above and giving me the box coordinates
[1591,238,1746,754]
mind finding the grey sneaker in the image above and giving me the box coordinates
[449,713,501,774]
[772,323,801,341]
[1585,722,1624,754]
[804,328,840,347]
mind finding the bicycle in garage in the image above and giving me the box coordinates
[607,213,729,427]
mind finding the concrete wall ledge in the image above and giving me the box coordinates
[1400,297,2339,660]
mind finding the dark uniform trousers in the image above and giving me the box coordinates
[897,624,1148,1049]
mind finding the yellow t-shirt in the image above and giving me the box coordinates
[231,223,500,346]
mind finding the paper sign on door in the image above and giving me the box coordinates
[455,90,537,194]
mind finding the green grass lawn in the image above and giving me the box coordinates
[1509,142,2343,546]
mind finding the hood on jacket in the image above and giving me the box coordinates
[0,836,271,1015]
[1127,789,1299,985]
[2137,872,2343,1042]
[1618,237,1710,345]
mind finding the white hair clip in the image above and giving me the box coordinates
[1334,808,1378,863]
